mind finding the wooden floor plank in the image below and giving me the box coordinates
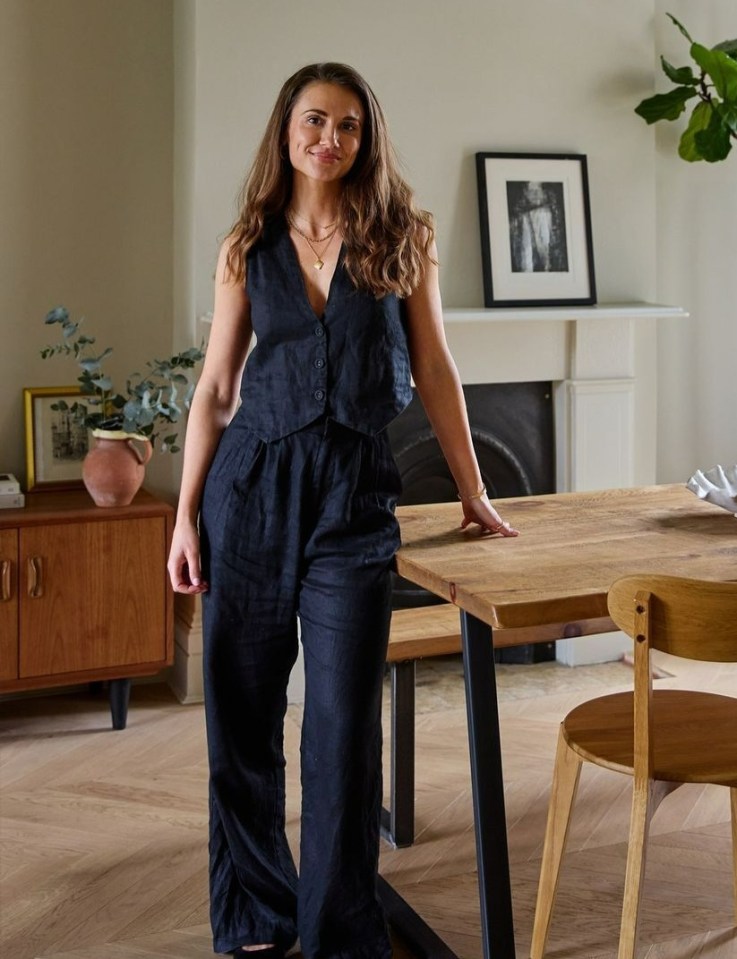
[1,655,735,959]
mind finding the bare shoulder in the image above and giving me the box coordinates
[216,233,246,288]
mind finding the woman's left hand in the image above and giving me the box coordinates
[460,493,519,537]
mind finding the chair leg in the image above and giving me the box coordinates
[617,778,675,959]
[731,787,737,922]
[530,727,583,959]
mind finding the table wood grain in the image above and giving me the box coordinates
[395,484,737,631]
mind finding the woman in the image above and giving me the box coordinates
[168,62,518,959]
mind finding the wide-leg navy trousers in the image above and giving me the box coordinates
[200,414,400,958]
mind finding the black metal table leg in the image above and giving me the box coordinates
[378,876,459,959]
[461,610,516,958]
[379,612,516,957]
[381,659,416,848]
[109,678,131,730]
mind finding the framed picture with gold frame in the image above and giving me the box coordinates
[24,386,89,491]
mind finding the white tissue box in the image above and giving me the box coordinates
[0,473,20,495]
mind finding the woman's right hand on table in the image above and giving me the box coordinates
[168,520,209,594]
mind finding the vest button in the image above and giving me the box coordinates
[314,358,325,369]
[314,389,325,401]
[314,325,324,337]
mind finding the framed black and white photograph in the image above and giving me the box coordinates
[24,386,89,491]
[476,152,596,308]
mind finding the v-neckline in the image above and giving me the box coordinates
[283,217,344,321]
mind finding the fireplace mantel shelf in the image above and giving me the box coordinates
[443,301,688,324]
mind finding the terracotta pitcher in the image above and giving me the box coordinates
[82,429,153,507]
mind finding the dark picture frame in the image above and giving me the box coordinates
[24,386,89,492]
[475,152,597,308]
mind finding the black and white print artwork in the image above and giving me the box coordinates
[506,181,569,273]
[50,406,88,463]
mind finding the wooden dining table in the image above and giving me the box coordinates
[379,484,737,959]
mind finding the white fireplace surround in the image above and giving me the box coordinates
[443,302,687,495]
[171,301,687,702]
[444,301,687,666]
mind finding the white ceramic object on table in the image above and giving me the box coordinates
[686,463,737,515]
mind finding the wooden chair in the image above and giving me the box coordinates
[530,574,737,959]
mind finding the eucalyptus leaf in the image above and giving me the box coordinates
[45,306,69,324]
[40,305,204,449]
[79,358,101,372]
[137,408,156,427]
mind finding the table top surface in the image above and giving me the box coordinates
[395,484,737,630]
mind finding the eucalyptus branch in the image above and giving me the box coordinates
[41,306,205,453]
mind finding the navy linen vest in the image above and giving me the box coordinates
[240,216,413,441]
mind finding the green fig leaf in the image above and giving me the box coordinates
[691,43,737,101]
[694,107,733,161]
[661,57,697,85]
[666,13,693,43]
[635,86,698,123]
[678,101,713,160]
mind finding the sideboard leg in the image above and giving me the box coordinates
[109,678,131,730]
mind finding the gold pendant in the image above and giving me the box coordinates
[314,259,324,270]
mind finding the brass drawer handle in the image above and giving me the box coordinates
[0,559,11,602]
[28,556,43,598]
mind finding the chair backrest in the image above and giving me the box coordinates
[608,574,737,663]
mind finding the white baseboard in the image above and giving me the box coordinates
[556,630,630,667]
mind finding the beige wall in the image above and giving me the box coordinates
[173,0,660,487]
[179,0,657,318]
[3,0,734,499]
[0,0,175,495]
[655,0,737,481]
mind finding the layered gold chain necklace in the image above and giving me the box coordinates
[287,211,339,271]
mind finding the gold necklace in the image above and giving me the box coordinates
[289,208,337,234]
[287,214,339,271]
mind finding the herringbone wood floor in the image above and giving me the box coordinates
[1,652,735,959]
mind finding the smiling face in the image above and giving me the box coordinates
[284,81,364,185]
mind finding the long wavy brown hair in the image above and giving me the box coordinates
[225,62,435,298]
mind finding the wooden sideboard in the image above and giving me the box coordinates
[0,489,174,728]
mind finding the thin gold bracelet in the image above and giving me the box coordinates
[457,483,487,502]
